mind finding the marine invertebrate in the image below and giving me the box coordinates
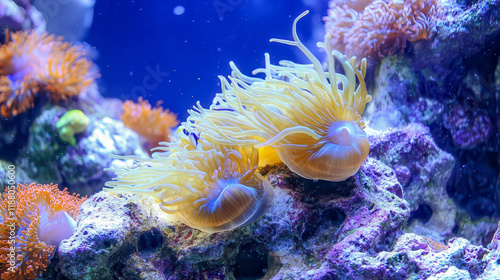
[324,0,442,59]
[0,182,86,280]
[56,109,89,146]
[36,48,97,102]
[424,237,449,252]
[105,127,274,233]
[121,97,179,153]
[0,30,98,118]
[191,11,371,181]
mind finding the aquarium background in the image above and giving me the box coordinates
[0,0,500,279]
[87,0,327,121]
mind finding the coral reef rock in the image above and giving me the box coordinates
[366,56,444,130]
[57,157,411,279]
[0,0,45,32]
[16,105,147,195]
[414,0,500,68]
[56,155,500,279]
[368,123,456,242]
[368,122,499,247]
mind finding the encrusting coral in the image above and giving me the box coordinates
[56,109,89,146]
[105,126,275,233]
[121,97,179,153]
[0,182,86,280]
[324,0,443,59]
[0,30,98,118]
[191,11,371,181]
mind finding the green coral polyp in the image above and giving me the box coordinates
[56,109,89,146]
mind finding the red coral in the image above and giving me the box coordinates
[0,30,99,118]
[121,97,179,153]
[0,182,86,280]
[324,0,443,59]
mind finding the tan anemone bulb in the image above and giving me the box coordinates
[105,126,274,233]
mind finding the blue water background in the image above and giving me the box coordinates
[87,1,327,121]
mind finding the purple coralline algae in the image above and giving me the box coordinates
[56,157,411,279]
[444,104,492,149]
[368,123,457,242]
[53,152,500,279]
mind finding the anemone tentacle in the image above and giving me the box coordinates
[188,11,372,181]
[105,125,274,233]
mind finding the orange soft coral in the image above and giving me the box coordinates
[121,97,179,153]
[37,46,97,102]
[0,30,98,118]
[0,182,86,280]
[324,0,443,59]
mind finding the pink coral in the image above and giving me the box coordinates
[324,0,443,59]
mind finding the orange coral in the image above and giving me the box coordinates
[37,47,97,102]
[324,0,443,59]
[121,97,179,153]
[0,76,38,117]
[0,182,86,280]
[0,30,99,118]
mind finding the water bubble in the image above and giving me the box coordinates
[173,6,185,15]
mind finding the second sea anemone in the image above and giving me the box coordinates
[105,127,274,233]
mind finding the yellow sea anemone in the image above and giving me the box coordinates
[105,127,274,233]
[190,11,371,182]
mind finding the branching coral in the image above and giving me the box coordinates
[0,30,98,118]
[105,127,274,233]
[121,97,179,153]
[190,11,371,181]
[0,182,86,280]
[324,0,443,59]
